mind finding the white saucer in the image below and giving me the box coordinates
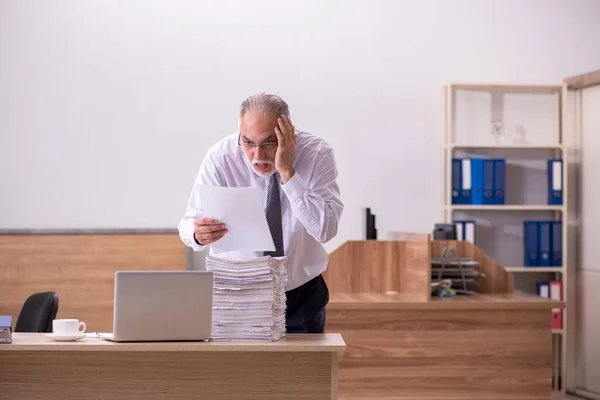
[45,333,86,342]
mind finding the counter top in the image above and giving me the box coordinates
[3,333,346,352]
[328,291,565,310]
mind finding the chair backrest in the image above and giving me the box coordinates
[15,292,59,333]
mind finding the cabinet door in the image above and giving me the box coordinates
[578,84,600,394]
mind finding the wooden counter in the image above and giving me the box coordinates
[329,292,566,310]
[323,238,564,400]
[326,292,561,400]
[0,333,346,400]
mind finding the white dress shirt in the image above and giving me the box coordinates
[177,130,344,291]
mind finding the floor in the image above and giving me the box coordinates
[554,393,592,400]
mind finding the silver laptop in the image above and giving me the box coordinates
[99,271,213,342]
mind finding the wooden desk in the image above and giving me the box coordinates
[0,333,346,400]
[326,292,564,400]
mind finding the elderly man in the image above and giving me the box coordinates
[177,93,344,334]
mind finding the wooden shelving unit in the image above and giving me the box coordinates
[442,82,570,394]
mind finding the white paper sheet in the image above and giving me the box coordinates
[196,184,275,253]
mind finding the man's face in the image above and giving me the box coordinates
[239,112,279,177]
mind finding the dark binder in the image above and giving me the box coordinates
[539,221,551,267]
[471,158,494,205]
[547,159,563,205]
[551,220,562,267]
[493,159,506,205]
[461,159,472,204]
[452,158,462,204]
[524,221,539,267]
[452,220,464,240]
[471,158,484,204]
[483,159,494,205]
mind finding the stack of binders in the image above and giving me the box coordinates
[523,220,562,267]
[453,220,476,243]
[205,255,288,341]
[452,158,563,205]
[452,158,506,205]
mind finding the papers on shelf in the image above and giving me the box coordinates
[206,255,288,341]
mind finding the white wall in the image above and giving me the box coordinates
[1,0,600,253]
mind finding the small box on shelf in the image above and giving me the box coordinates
[0,316,12,344]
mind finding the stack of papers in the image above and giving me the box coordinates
[205,255,288,341]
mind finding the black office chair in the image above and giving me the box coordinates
[15,292,59,333]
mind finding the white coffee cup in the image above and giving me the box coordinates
[53,319,86,336]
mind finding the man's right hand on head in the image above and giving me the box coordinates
[193,217,228,245]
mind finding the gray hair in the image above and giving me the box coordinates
[239,93,290,121]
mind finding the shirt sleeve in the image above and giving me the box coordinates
[177,154,224,251]
[281,147,344,243]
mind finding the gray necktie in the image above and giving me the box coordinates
[264,174,284,257]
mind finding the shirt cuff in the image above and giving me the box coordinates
[180,228,207,252]
[281,170,309,203]
[186,235,205,251]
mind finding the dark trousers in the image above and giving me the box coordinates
[285,274,329,333]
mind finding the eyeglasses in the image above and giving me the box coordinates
[238,134,278,151]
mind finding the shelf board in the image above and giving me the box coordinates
[504,266,564,273]
[450,205,564,211]
[552,329,563,335]
[449,83,563,93]
[449,144,563,150]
